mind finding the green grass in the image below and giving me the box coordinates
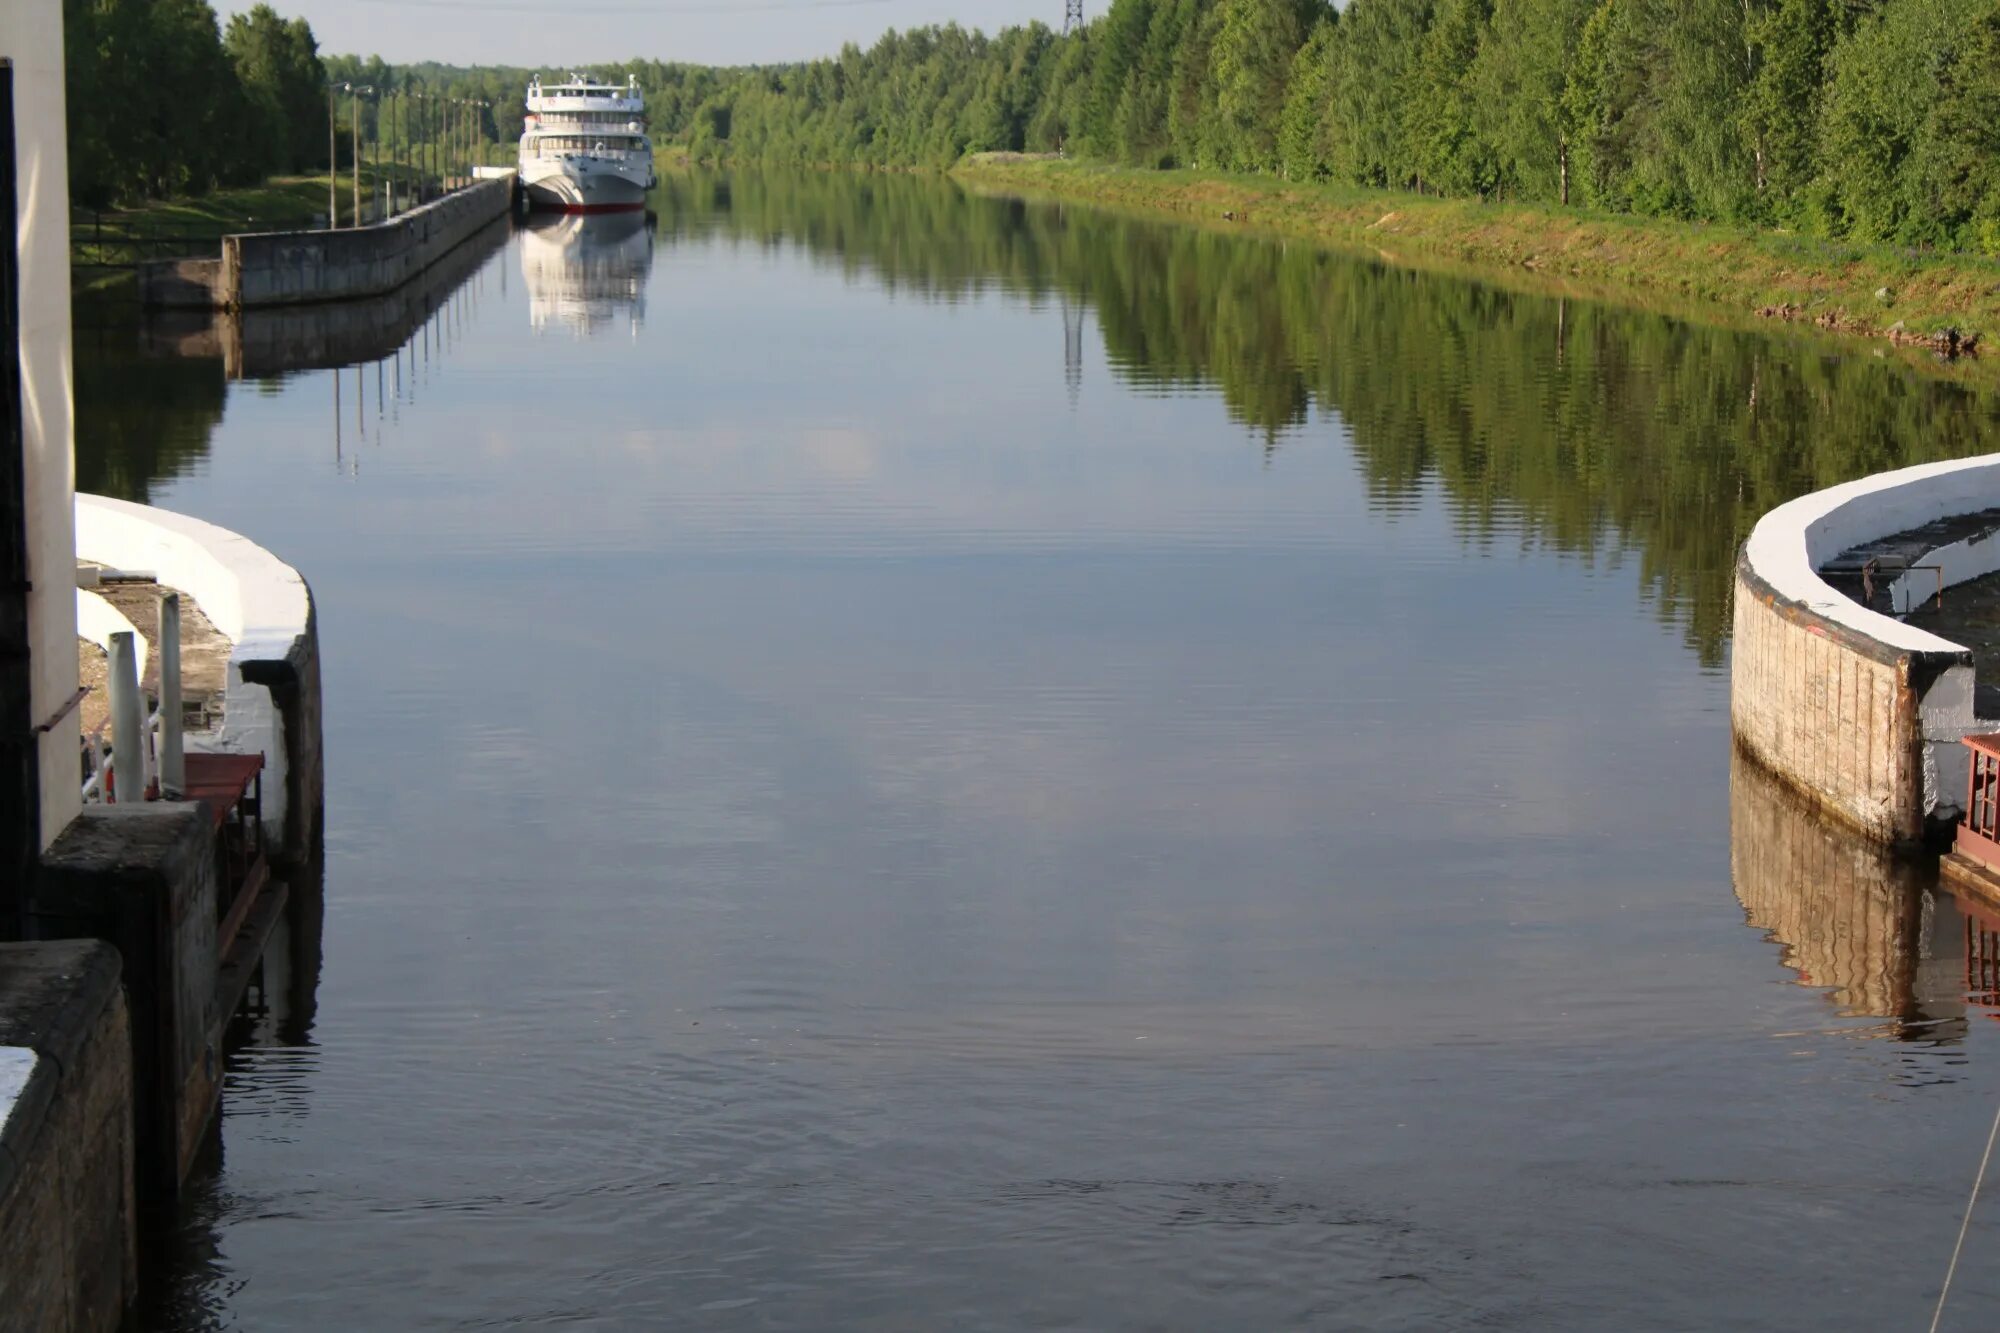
[954,156,2000,355]
[70,165,431,271]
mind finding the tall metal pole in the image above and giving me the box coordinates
[327,85,337,227]
[386,91,397,215]
[350,92,361,225]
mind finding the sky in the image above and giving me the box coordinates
[216,0,1066,68]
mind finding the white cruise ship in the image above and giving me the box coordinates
[518,73,657,213]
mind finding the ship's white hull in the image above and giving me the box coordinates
[519,157,652,213]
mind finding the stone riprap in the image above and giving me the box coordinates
[1732,454,2000,846]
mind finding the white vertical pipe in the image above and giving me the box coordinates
[108,631,144,804]
[158,593,185,799]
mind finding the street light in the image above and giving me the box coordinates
[325,82,374,227]
[326,82,339,227]
[350,85,374,225]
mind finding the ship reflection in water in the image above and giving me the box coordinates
[519,210,654,338]
[1730,748,1972,1042]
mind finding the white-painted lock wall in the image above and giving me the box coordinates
[74,588,146,685]
[1735,453,2000,841]
[74,495,311,840]
[3,0,84,848]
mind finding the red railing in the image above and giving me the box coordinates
[1957,735,2000,872]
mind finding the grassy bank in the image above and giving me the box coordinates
[73,167,422,237]
[953,156,2000,355]
[71,166,431,303]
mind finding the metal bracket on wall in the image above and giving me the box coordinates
[28,687,88,736]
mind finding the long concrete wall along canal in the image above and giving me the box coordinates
[141,175,514,311]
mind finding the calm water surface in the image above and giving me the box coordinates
[75,171,2000,1329]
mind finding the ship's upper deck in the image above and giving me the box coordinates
[527,75,643,117]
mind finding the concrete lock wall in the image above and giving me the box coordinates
[0,940,134,1333]
[3,0,85,851]
[72,590,144,685]
[73,495,322,867]
[1733,453,2000,845]
[135,258,226,311]
[35,808,218,1207]
[221,175,513,309]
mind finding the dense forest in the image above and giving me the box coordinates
[64,0,327,205]
[61,0,548,209]
[66,0,2000,250]
[662,0,2000,255]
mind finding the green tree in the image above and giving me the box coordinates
[1209,0,1323,172]
[1471,0,1591,204]
[224,5,328,173]
[1410,0,1494,197]
[1277,17,1337,181]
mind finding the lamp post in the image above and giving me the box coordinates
[326,82,338,227]
[349,85,374,225]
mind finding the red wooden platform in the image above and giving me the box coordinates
[183,752,264,828]
[182,752,268,957]
[1959,735,2000,874]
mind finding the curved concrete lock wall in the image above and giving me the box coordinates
[1733,454,2000,845]
[73,495,321,866]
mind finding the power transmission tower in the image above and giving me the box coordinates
[1064,0,1084,35]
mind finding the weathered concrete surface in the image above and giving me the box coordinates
[0,940,135,1333]
[35,806,218,1204]
[1732,563,1943,845]
[218,176,512,310]
[135,258,225,310]
[75,578,231,741]
[220,214,508,377]
[1731,455,2000,845]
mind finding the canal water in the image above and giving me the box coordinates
[76,171,2000,1329]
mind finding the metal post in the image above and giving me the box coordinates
[327,84,337,227]
[108,631,143,804]
[351,92,362,225]
[157,594,183,799]
[391,91,401,214]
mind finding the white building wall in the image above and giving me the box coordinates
[3,0,82,848]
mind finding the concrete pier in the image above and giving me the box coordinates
[74,495,322,869]
[0,941,133,1332]
[140,174,513,311]
[1731,454,2000,845]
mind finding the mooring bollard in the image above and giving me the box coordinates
[158,593,185,799]
[108,630,145,803]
